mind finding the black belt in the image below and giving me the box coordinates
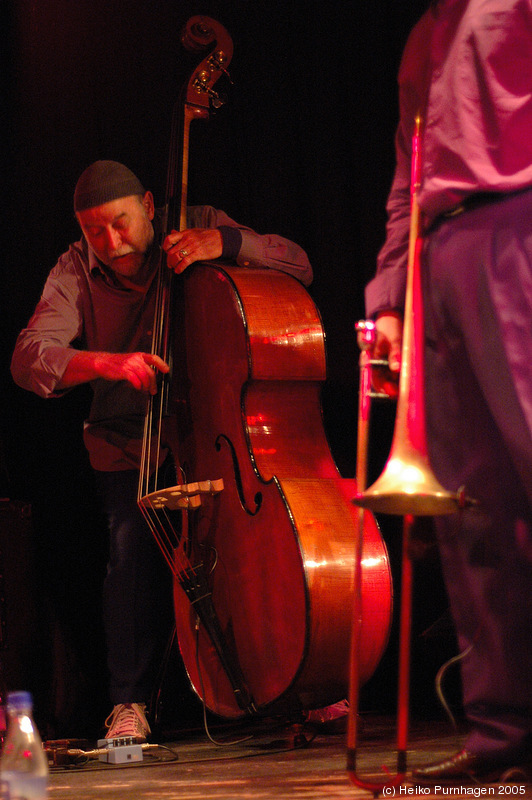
[427,190,516,233]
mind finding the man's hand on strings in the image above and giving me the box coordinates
[58,351,170,395]
[371,311,403,399]
[163,228,224,274]
[96,352,170,394]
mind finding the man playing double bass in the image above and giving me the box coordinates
[11,159,316,741]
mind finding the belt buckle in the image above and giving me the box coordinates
[445,204,466,218]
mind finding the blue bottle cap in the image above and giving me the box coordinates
[6,691,32,708]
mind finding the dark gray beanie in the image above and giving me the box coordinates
[74,160,145,212]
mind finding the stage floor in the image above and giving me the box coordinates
[44,715,532,799]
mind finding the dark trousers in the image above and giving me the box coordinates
[423,189,532,758]
[94,468,173,705]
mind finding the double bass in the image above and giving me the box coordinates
[138,16,392,719]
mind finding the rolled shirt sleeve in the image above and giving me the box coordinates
[11,253,85,397]
[186,205,313,286]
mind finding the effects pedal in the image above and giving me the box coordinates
[96,736,143,763]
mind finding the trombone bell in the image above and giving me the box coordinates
[353,114,469,519]
[354,450,461,516]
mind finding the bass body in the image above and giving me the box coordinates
[166,263,392,717]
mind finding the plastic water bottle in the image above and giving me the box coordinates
[0,692,49,799]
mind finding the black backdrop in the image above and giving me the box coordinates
[1,0,459,738]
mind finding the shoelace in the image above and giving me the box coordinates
[105,703,149,737]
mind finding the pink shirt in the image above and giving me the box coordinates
[366,0,532,316]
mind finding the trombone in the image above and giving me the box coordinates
[346,116,473,794]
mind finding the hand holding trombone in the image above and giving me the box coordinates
[346,116,475,794]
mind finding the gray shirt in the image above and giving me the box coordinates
[11,205,312,470]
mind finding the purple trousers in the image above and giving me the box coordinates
[423,188,532,759]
